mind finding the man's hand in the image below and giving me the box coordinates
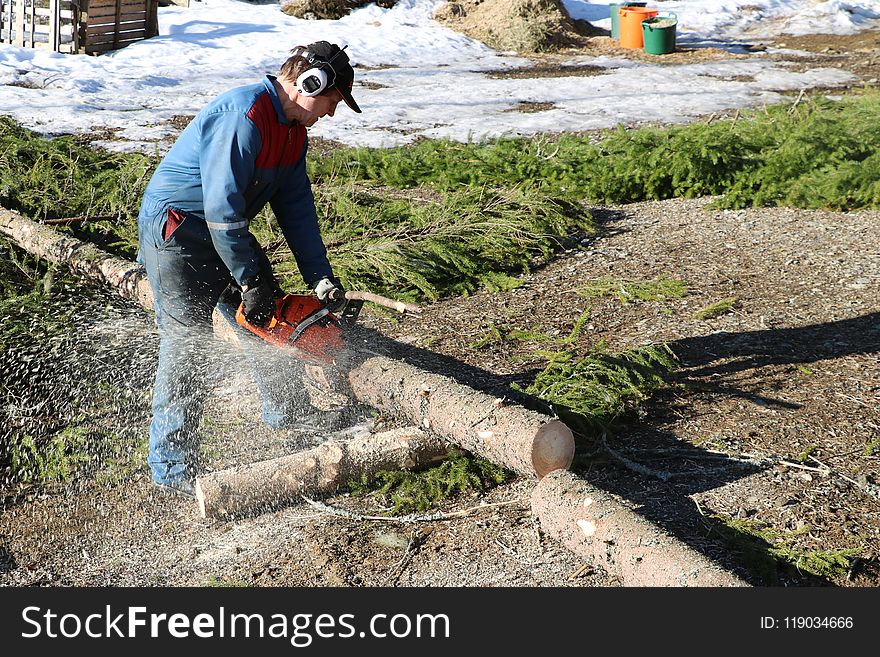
[313,276,347,313]
[241,276,277,326]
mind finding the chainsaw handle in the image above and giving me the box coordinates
[235,297,282,330]
[340,290,421,314]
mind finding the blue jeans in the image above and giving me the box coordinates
[138,202,307,485]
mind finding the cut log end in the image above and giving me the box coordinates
[195,480,209,518]
[531,419,575,478]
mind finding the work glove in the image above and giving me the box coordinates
[313,276,347,314]
[241,275,277,326]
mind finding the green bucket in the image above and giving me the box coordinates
[642,13,677,55]
[610,2,647,40]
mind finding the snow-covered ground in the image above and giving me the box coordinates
[0,0,877,151]
[568,0,880,38]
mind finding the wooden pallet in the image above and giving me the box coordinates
[76,0,158,54]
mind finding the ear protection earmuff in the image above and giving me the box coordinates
[296,67,330,96]
[295,46,349,97]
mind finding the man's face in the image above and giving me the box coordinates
[296,88,343,126]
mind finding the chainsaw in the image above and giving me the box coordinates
[235,288,420,366]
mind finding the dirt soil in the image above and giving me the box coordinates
[2,23,880,587]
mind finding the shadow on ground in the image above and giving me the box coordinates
[590,311,880,585]
[348,309,880,585]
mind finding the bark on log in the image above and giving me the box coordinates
[347,356,574,478]
[195,426,449,519]
[531,469,749,587]
[0,207,153,310]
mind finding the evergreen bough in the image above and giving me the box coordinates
[349,449,512,515]
[516,342,679,434]
[0,116,155,255]
[309,91,880,211]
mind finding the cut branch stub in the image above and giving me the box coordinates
[347,356,574,477]
[344,290,421,315]
[531,469,749,587]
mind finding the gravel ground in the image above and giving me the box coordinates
[369,196,880,586]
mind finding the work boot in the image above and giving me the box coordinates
[152,477,196,500]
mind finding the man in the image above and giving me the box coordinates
[137,41,362,497]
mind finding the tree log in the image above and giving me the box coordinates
[0,207,153,310]
[531,469,749,587]
[347,356,574,478]
[195,426,449,519]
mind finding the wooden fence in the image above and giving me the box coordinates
[0,0,160,54]
[0,0,77,51]
[77,0,159,54]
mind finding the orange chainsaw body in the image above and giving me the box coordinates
[235,293,344,365]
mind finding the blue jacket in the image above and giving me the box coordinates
[140,75,333,288]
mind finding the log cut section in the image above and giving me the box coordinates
[195,426,449,519]
[0,208,153,310]
[347,356,574,478]
[531,469,749,587]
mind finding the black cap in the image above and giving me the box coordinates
[305,41,361,114]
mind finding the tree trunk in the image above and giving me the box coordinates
[347,355,574,478]
[195,426,449,519]
[531,469,749,587]
[0,207,153,310]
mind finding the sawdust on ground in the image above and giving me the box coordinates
[432,0,600,53]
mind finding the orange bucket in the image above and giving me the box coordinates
[618,6,658,48]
